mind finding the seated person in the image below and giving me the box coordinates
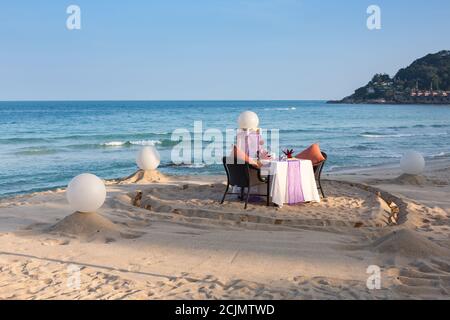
[236,128,272,161]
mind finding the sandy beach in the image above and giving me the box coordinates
[0,158,449,300]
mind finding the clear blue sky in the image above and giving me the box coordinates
[0,0,449,100]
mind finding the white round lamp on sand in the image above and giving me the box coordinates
[400,151,425,175]
[66,173,107,213]
[238,111,259,130]
[136,146,160,170]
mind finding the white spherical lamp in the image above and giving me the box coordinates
[400,151,425,175]
[66,173,106,213]
[136,146,160,170]
[238,111,259,129]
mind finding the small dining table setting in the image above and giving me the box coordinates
[223,112,327,209]
[259,149,321,208]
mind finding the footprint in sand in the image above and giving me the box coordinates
[127,264,141,272]
[41,238,70,246]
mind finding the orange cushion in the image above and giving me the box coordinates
[295,144,325,165]
[231,145,261,168]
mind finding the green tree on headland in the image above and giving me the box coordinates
[330,50,450,104]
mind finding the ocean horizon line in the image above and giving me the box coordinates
[0,99,328,103]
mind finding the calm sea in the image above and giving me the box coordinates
[1,101,449,197]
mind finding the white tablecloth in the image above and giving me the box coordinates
[266,159,320,207]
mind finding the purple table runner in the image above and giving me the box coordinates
[287,160,305,205]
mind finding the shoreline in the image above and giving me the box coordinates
[327,156,450,176]
[2,156,449,201]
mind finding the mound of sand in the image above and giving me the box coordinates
[117,170,168,184]
[394,174,427,186]
[371,229,449,258]
[391,174,448,186]
[48,212,124,242]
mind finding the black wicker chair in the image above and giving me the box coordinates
[313,152,327,198]
[220,156,270,209]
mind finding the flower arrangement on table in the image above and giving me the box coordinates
[282,149,295,159]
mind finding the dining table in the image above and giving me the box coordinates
[261,158,321,208]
